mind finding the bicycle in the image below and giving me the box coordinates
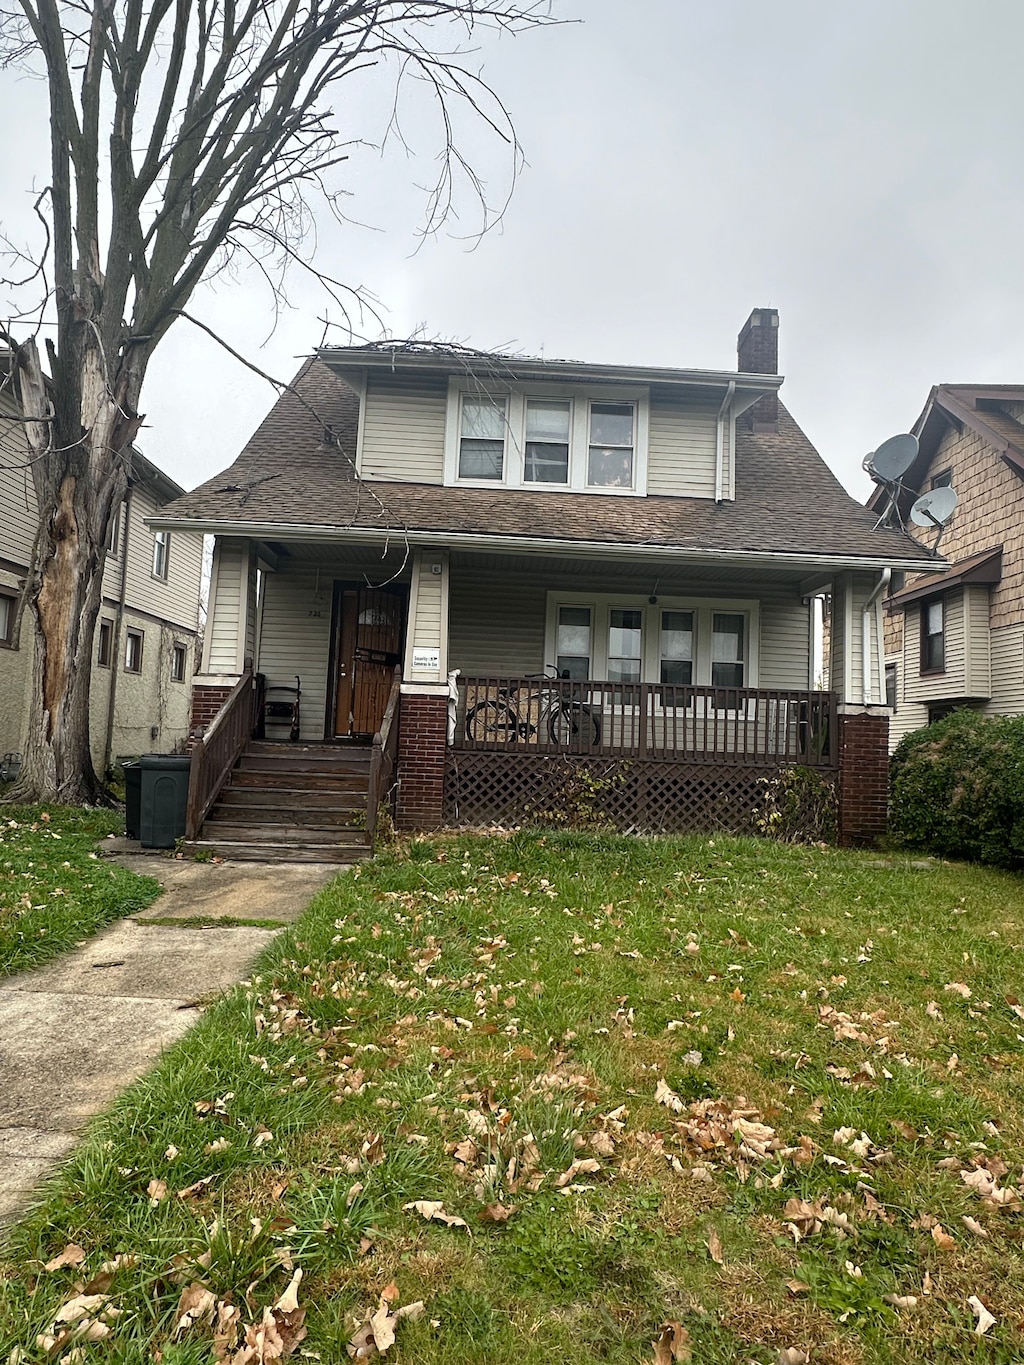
[464,667,601,747]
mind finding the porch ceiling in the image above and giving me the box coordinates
[448,549,827,590]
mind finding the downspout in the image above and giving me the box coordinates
[103,484,133,774]
[714,380,735,505]
[861,568,890,705]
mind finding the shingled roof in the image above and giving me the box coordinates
[156,356,935,569]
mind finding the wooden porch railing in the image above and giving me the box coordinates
[185,669,261,839]
[453,677,837,768]
[366,666,402,849]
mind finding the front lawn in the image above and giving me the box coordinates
[0,805,161,977]
[3,832,1024,1363]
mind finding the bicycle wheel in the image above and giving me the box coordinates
[466,699,519,744]
[548,702,601,748]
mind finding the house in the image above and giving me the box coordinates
[152,310,934,859]
[867,385,1024,750]
[0,379,205,773]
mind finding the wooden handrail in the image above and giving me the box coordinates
[185,669,258,840]
[367,666,402,849]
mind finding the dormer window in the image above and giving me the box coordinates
[588,403,634,488]
[445,381,649,495]
[525,399,570,484]
[458,397,506,480]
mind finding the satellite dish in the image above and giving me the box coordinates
[868,433,919,483]
[910,485,958,528]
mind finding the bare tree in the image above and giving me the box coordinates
[0,0,553,803]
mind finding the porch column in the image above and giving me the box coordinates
[837,706,890,846]
[190,537,255,739]
[395,550,450,830]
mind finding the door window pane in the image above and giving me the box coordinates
[459,397,506,479]
[711,612,745,687]
[660,610,693,684]
[524,399,570,483]
[588,403,634,487]
[556,605,591,679]
[607,607,642,682]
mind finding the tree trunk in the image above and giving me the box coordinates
[4,335,140,806]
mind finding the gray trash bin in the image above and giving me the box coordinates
[140,754,192,849]
[123,761,142,839]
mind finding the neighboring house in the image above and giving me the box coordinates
[867,385,1024,750]
[0,381,205,773]
[153,309,934,859]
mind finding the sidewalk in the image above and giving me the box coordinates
[0,855,341,1223]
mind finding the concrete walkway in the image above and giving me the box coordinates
[0,853,341,1223]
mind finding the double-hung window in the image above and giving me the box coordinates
[525,399,571,484]
[555,606,592,679]
[711,613,745,687]
[0,591,15,647]
[660,611,693,684]
[921,597,944,673]
[152,530,170,580]
[588,403,635,488]
[607,608,642,682]
[458,397,506,480]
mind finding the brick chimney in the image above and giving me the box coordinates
[737,307,779,432]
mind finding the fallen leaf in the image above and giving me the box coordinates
[177,1175,216,1200]
[968,1295,997,1336]
[173,1283,216,1338]
[962,1215,988,1238]
[777,1350,808,1365]
[276,1267,303,1314]
[884,1294,918,1309]
[944,982,971,999]
[147,1178,168,1205]
[707,1228,724,1265]
[931,1223,956,1251]
[402,1200,469,1229]
[652,1321,691,1363]
[53,1294,108,1325]
[655,1079,684,1113]
[785,1279,810,1296]
[43,1245,86,1272]
[554,1157,601,1188]
[479,1203,513,1223]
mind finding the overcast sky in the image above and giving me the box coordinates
[4,0,1024,502]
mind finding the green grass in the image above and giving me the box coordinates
[4,831,1024,1363]
[0,804,161,976]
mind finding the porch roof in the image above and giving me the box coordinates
[154,359,936,573]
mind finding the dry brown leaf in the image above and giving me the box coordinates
[402,1200,469,1229]
[968,1295,997,1336]
[53,1294,108,1325]
[43,1245,86,1272]
[362,1134,386,1166]
[380,1281,400,1304]
[707,1229,724,1265]
[884,1293,918,1309]
[177,1175,216,1200]
[931,1223,956,1251]
[944,982,971,998]
[962,1215,988,1238]
[148,1178,169,1205]
[369,1302,396,1355]
[172,1283,216,1338]
[652,1321,691,1363]
[589,1130,616,1158]
[655,1078,684,1113]
[213,1302,242,1361]
[785,1279,809,1296]
[479,1203,514,1223]
[276,1267,302,1314]
[777,1351,808,1365]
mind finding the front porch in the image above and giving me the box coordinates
[191,538,891,847]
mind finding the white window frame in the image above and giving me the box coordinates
[125,627,144,674]
[444,379,650,496]
[544,592,759,688]
[170,642,188,683]
[152,530,170,581]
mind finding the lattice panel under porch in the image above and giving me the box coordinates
[443,751,834,835]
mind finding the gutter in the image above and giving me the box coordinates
[103,485,133,774]
[714,380,735,504]
[145,516,940,575]
[861,567,890,705]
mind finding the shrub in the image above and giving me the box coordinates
[889,709,1024,868]
[752,765,838,844]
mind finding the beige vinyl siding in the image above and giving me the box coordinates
[205,538,248,673]
[646,398,718,498]
[359,371,447,483]
[406,553,448,682]
[759,593,811,689]
[904,590,968,701]
[257,569,333,741]
[963,585,992,698]
[986,625,1024,715]
[125,486,203,631]
[827,573,886,706]
[0,404,37,569]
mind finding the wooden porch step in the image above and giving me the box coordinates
[203,821,365,842]
[229,769,369,792]
[237,754,371,775]
[182,838,367,865]
[248,741,372,756]
[212,792,366,817]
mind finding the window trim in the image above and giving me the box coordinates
[544,592,759,686]
[97,618,114,668]
[170,642,188,683]
[920,595,945,675]
[0,590,16,648]
[151,530,170,581]
[125,627,144,674]
[444,379,650,496]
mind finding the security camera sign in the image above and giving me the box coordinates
[411,648,440,671]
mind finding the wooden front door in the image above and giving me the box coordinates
[334,587,406,737]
